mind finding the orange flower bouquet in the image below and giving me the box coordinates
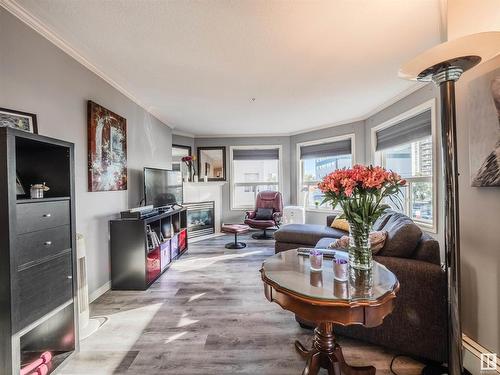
[318,165,406,269]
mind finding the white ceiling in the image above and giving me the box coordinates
[10,0,443,136]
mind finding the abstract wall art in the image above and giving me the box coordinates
[468,69,500,187]
[87,101,127,191]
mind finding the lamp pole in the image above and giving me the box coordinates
[400,32,500,375]
[415,57,480,375]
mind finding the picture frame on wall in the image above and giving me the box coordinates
[197,146,226,181]
[87,100,128,192]
[0,107,38,134]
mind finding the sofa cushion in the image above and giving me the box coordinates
[378,212,422,258]
[315,237,341,249]
[413,232,441,265]
[330,217,350,232]
[372,210,394,231]
[255,208,273,220]
[328,230,388,254]
[274,224,347,246]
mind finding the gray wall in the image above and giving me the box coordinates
[456,55,500,354]
[172,133,195,153]
[0,9,173,297]
[194,136,291,223]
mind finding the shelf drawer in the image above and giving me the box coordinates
[17,200,70,234]
[17,225,71,267]
[15,253,73,331]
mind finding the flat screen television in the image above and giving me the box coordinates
[144,167,183,208]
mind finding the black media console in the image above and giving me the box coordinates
[110,207,188,290]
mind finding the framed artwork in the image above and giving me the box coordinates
[468,69,500,187]
[197,146,226,181]
[0,107,38,134]
[87,100,127,191]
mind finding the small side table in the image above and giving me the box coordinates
[261,250,399,375]
[221,224,250,249]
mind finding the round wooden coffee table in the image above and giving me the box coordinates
[260,249,399,375]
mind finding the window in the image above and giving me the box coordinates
[298,136,354,210]
[374,104,436,230]
[172,144,191,173]
[230,146,281,209]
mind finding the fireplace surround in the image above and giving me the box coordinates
[184,201,215,238]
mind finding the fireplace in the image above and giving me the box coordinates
[184,201,215,238]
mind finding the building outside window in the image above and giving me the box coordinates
[298,135,354,210]
[230,146,281,209]
[373,104,436,230]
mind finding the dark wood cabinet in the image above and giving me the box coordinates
[0,128,77,375]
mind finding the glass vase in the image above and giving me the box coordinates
[347,221,373,270]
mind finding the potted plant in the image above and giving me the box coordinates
[318,165,406,270]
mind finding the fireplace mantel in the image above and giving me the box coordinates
[183,182,226,233]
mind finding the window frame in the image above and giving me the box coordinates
[296,134,356,213]
[229,145,283,210]
[371,99,438,233]
[172,144,192,173]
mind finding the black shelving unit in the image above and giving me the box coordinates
[110,208,188,290]
[0,127,77,375]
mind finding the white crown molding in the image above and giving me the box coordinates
[2,0,429,139]
[1,0,172,129]
[192,132,291,139]
[172,130,196,138]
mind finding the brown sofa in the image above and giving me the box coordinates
[273,211,447,363]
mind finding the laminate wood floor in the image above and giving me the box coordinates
[59,233,424,375]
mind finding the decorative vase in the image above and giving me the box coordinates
[349,267,374,299]
[347,220,372,270]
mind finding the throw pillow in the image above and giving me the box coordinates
[330,217,350,232]
[255,208,273,220]
[328,230,388,254]
[370,230,388,253]
[377,213,422,258]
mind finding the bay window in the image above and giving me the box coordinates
[374,106,436,230]
[298,136,354,210]
[230,146,281,209]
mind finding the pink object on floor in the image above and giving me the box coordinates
[20,352,52,375]
[28,364,48,375]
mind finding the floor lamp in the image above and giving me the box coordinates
[399,32,500,375]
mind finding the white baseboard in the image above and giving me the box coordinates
[463,334,499,375]
[89,281,111,303]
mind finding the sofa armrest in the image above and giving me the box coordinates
[245,211,256,219]
[326,215,337,227]
[368,255,448,361]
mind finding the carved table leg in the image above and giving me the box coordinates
[295,322,376,375]
[295,340,310,358]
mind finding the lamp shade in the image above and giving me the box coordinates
[399,32,500,81]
